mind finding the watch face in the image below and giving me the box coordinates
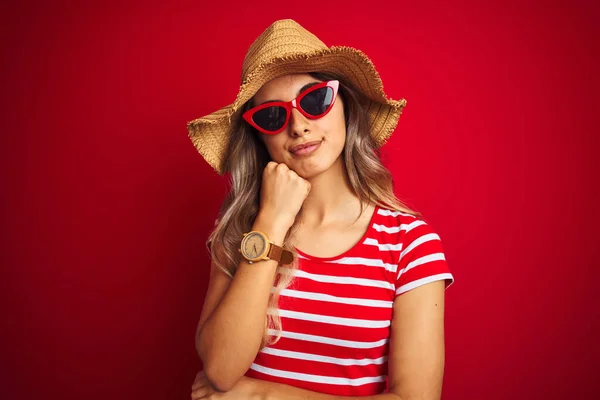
[242,232,266,259]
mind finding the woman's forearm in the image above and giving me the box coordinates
[197,214,290,392]
[246,377,402,400]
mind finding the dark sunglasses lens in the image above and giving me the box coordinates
[252,106,287,132]
[299,87,334,116]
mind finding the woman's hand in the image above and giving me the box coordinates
[191,370,217,399]
[191,370,259,400]
[258,161,311,233]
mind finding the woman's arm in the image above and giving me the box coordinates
[195,215,288,392]
[246,378,402,400]
[196,162,311,392]
[192,370,402,400]
[192,280,447,400]
[387,279,446,399]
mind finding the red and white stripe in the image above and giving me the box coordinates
[245,205,454,396]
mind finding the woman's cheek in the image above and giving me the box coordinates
[262,138,282,162]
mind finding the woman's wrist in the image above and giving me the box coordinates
[253,212,292,245]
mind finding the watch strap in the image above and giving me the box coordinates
[267,242,294,265]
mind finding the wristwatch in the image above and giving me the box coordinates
[239,231,294,265]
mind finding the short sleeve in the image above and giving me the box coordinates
[395,220,454,297]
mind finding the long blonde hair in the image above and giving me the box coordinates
[207,72,420,347]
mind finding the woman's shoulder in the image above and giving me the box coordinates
[373,205,442,244]
[374,205,426,227]
[375,205,423,220]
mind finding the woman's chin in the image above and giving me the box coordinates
[281,150,343,180]
[291,161,335,180]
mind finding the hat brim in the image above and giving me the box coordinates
[187,46,406,175]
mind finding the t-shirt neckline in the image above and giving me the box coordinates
[293,204,380,262]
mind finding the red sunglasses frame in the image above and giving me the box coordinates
[242,80,340,135]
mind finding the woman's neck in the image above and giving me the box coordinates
[300,156,365,227]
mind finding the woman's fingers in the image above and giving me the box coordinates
[191,380,206,391]
[191,385,214,399]
[191,370,205,390]
[191,371,217,399]
[191,382,218,399]
[259,161,312,231]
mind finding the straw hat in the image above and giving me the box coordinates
[186,19,407,175]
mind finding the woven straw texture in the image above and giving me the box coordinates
[187,19,406,174]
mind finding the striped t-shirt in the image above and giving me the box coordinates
[245,205,455,396]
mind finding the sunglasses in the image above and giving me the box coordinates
[242,80,340,135]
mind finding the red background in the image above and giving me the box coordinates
[2,0,599,399]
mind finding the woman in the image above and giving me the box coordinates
[188,19,454,399]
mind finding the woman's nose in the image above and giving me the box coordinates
[288,107,310,137]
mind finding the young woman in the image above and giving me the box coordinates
[188,19,454,400]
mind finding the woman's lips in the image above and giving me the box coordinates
[289,141,322,157]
